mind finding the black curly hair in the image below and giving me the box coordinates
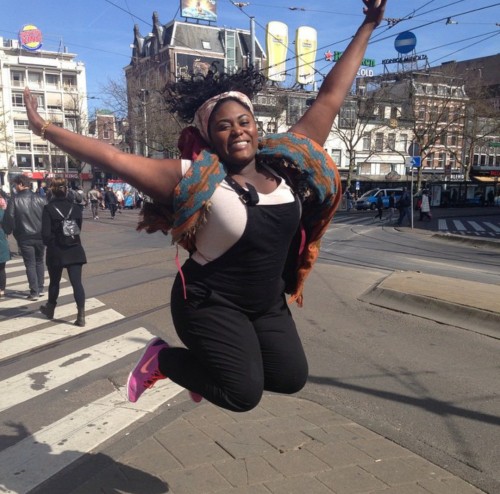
[162,65,267,124]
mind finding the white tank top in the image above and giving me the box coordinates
[180,160,295,265]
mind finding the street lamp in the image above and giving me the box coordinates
[139,89,148,157]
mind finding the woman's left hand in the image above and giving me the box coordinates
[24,87,46,136]
[362,0,387,26]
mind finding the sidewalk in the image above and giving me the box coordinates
[67,394,485,494]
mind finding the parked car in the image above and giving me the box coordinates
[355,188,403,210]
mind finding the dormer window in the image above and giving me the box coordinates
[202,41,211,50]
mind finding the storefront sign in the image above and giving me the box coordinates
[19,24,43,51]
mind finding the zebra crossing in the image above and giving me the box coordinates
[0,258,184,494]
[334,212,500,238]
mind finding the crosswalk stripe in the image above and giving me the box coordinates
[438,219,447,231]
[484,222,500,233]
[0,327,155,413]
[0,298,104,334]
[0,380,183,494]
[0,286,74,310]
[6,273,52,286]
[452,219,467,231]
[468,221,485,232]
[0,308,124,361]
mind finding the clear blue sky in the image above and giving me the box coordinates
[2,0,499,112]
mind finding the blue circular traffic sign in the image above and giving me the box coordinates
[395,31,417,54]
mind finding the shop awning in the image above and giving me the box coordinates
[472,176,500,182]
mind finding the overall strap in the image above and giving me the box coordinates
[224,176,260,206]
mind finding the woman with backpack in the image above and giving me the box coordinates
[40,178,87,326]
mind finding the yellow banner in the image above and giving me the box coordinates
[296,26,317,86]
[266,21,288,83]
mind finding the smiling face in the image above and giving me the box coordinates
[208,99,259,169]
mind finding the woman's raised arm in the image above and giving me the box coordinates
[290,0,387,146]
[24,87,183,203]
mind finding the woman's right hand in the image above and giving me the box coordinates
[24,87,46,136]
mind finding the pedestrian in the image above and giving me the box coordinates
[87,184,102,220]
[419,189,432,221]
[104,187,118,219]
[0,196,11,298]
[345,189,353,212]
[39,178,87,326]
[115,188,124,213]
[3,174,46,300]
[396,187,411,227]
[387,192,395,222]
[374,194,384,221]
[23,0,387,412]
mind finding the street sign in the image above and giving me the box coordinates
[355,181,360,191]
[395,31,417,54]
[411,156,421,168]
[408,142,421,156]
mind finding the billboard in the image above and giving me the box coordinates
[266,21,288,83]
[181,0,217,22]
[295,26,317,86]
[19,24,43,51]
[176,53,224,79]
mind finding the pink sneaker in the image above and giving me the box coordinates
[127,337,169,403]
[189,391,203,403]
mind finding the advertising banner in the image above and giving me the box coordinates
[181,0,217,22]
[176,53,224,79]
[266,21,288,83]
[295,26,317,86]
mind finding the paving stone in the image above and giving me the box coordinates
[401,456,454,479]
[217,484,272,494]
[317,464,388,493]
[165,464,231,494]
[306,440,374,468]
[299,411,353,428]
[370,483,431,493]
[214,456,283,486]
[216,433,277,459]
[264,475,335,494]
[261,430,315,452]
[162,438,233,468]
[154,418,211,447]
[305,424,369,444]
[197,423,240,443]
[418,477,486,494]
[361,457,438,485]
[120,436,182,473]
[348,437,416,460]
[259,395,330,417]
[263,449,330,476]
[183,404,237,427]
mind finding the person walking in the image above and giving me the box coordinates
[87,184,102,220]
[419,189,432,221]
[374,194,384,221]
[115,188,124,213]
[3,174,46,300]
[104,187,118,219]
[396,187,411,227]
[24,0,387,412]
[39,178,87,326]
[387,192,396,222]
[344,189,354,212]
[0,197,11,298]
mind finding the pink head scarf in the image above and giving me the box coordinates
[193,91,254,143]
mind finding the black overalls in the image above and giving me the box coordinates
[162,178,309,412]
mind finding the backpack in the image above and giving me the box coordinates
[53,205,81,246]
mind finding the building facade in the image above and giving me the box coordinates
[0,35,91,192]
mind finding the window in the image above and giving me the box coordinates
[287,96,308,125]
[418,107,426,120]
[362,132,371,151]
[437,152,446,168]
[450,132,458,146]
[202,41,211,50]
[390,107,399,119]
[375,133,384,151]
[11,71,25,87]
[15,142,31,151]
[45,73,59,87]
[12,93,24,107]
[266,122,277,134]
[331,149,342,167]
[339,104,356,128]
[65,117,78,132]
[448,154,456,169]
[14,119,29,129]
[426,152,435,168]
[400,134,408,152]
[28,72,42,87]
[62,75,76,88]
[387,133,396,150]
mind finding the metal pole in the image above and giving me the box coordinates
[250,17,256,67]
[411,168,414,229]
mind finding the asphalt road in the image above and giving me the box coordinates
[2,206,499,493]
